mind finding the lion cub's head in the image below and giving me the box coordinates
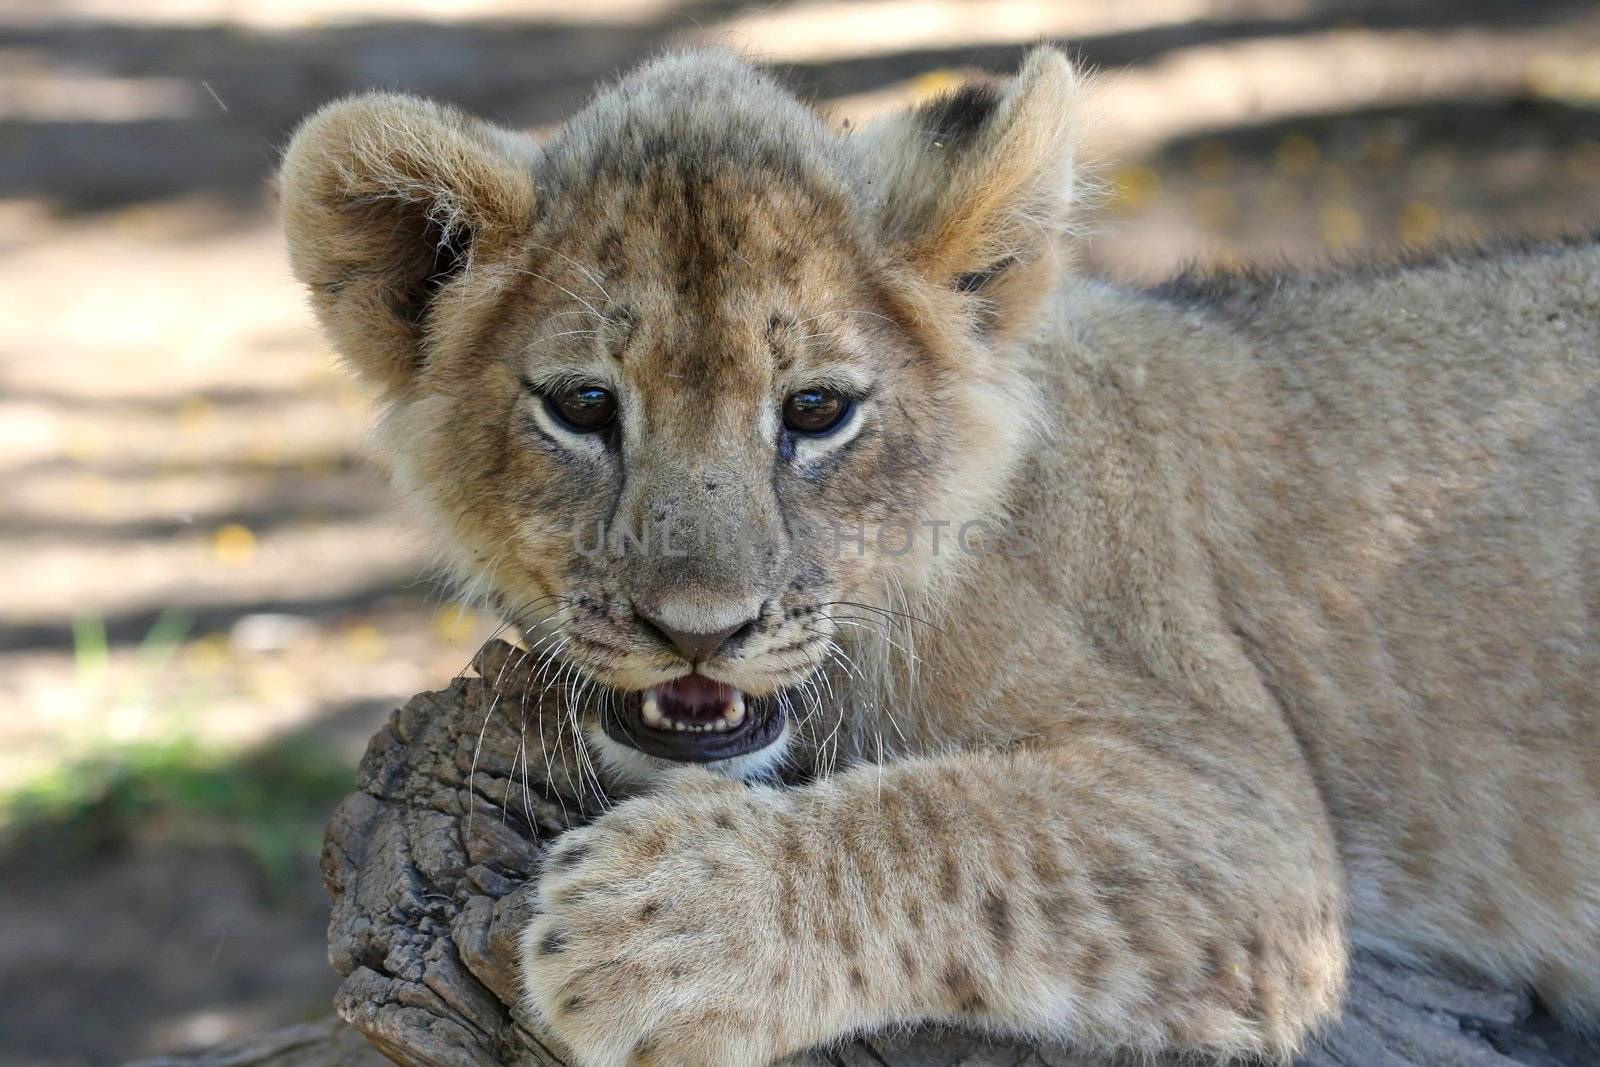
[280,49,1081,782]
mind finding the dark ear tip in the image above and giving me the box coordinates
[918,81,1003,146]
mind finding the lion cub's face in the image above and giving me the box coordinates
[426,169,941,771]
[281,49,1079,779]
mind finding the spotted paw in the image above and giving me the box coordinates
[520,772,818,1067]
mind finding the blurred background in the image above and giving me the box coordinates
[3,0,1600,1063]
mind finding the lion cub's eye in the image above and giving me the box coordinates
[546,383,617,433]
[782,388,851,435]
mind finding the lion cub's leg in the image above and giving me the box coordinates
[522,736,1346,1066]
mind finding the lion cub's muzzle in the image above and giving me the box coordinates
[602,676,785,762]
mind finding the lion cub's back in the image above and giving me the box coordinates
[1254,240,1600,1020]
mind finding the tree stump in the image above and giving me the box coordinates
[138,639,1600,1067]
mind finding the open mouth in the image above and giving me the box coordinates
[602,675,785,762]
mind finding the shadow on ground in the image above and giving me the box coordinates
[0,0,1591,211]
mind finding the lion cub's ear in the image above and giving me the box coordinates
[278,93,537,393]
[861,47,1083,333]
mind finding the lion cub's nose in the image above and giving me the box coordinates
[635,610,756,663]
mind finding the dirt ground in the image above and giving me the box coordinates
[4,1,1600,1064]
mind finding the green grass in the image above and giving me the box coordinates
[1,609,357,893]
[0,735,354,892]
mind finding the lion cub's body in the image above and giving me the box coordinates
[280,49,1599,1066]
[975,250,1600,1016]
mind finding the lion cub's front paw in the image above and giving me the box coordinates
[520,773,806,1067]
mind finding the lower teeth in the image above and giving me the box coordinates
[640,691,747,734]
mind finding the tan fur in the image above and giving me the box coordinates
[280,48,1600,1067]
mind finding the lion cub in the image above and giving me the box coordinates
[280,48,1600,1067]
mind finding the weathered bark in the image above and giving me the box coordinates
[139,639,1599,1067]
